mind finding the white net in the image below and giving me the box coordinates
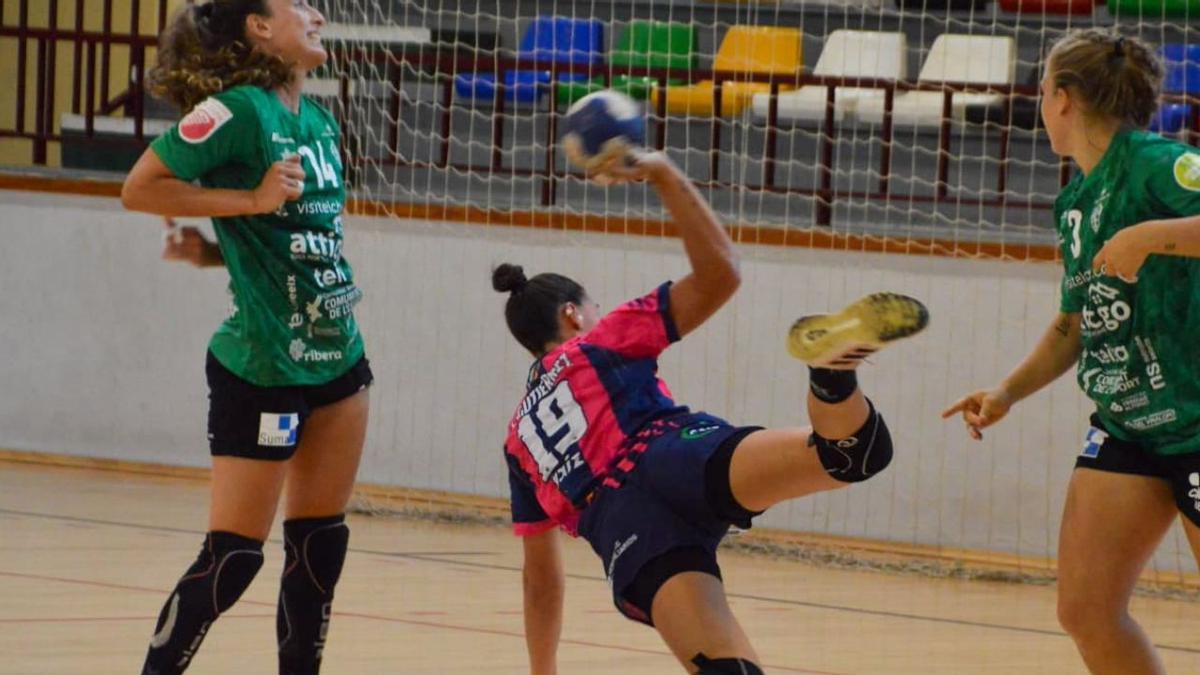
[315,0,1200,588]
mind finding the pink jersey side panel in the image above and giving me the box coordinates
[584,291,673,359]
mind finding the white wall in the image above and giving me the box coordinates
[2,189,1193,572]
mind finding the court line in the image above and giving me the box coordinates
[0,613,274,624]
[5,507,1200,656]
[0,570,833,675]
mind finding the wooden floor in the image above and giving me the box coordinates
[2,461,1198,674]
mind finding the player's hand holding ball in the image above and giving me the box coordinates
[561,90,661,185]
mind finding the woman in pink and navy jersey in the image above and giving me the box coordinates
[493,150,929,674]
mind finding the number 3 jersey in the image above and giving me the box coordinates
[505,283,687,535]
[1056,130,1200,455]
[150,85,363,387]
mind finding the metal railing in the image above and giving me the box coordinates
[0,0,166,163]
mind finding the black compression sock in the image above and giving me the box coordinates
[141,532,264,675]
[808,367,858,403]
[278,514,349,675]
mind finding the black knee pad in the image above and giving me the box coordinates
[278,514,349,675]
[811,400,893,483]
[142,531,263,675]
[692,653,765,674]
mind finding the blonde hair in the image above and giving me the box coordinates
[147,1,291,112]
[1047,29,1164,129]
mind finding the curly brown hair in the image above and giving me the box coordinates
[1048,29,1164,129]
[148,0,293,112]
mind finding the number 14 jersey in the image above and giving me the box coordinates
[504,283,688,535]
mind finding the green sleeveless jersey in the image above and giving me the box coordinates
[1056,130,1200,455]
[151,85,364,387]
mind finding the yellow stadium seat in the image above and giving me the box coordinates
[651,26,803,117]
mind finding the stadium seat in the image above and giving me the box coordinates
[895,0,988,9]
[998,0,1096,13]
[454,16,603,105]
[651,26,803,117]
[856,34,1015,128]
[963,67,1041,130]
[750,30,906,124]
[1150,44,1200,134]
[557,21,697,106]
[1106,0,1200,17]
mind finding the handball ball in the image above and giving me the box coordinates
[561,90,645,172]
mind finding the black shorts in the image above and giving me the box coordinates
[577,413,763,626]
[1075,413,1200,527]
[205,351,374,460]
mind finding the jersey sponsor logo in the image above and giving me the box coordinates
[271,132,296,144]
[288,337,344,363]
[294,200,343,216]
[1173,153,1200,192]
[290,231,344,262]
[320,286,362,319]
[1079,426,1106,458]
[178,98,233,144]
[1133,335,1167,390]
[1064,269,1093,291]
[1087,344,1129,365]
[1082,367,1141,396]
[681,423,721,440]
[1110,391,1150,413]
[1188,473,1200,511]
[258,412,300,447]
[1124,408,1177,431]
[1081,281,1131,336]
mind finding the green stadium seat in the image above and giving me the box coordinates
[1106,0,1199,16]
[557,21,697,107]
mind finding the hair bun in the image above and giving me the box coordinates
[191,0,215,21]
[492,263,528,294]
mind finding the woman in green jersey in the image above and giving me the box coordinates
[121,1,370,673]
[946,30,1200,674]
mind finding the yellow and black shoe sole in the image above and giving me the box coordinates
[787,293,929,368]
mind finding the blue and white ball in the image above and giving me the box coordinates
[561,90,645,174]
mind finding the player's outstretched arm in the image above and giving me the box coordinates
[121,148,305,218]
[943,311,1081,440]
[605,151,740,338]
[522,529,564,675]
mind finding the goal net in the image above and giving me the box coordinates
[317,0,1200,589]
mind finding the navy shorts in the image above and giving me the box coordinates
[206,351,374,460]
[1075,413,1200,527]
[577,413,762,625]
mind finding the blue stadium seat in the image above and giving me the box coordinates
[455,16,603,105]
[1151,104,1191,134]
[1150,44,1200,134]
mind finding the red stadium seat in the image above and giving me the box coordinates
[999,0,1097,14]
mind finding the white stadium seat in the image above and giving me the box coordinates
[752,30,907,124]
[856,33,1015,128]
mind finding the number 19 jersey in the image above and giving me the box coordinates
[504,283,687,535]
[1056,130,1200,455]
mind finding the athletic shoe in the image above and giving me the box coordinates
[787,293,929,369]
